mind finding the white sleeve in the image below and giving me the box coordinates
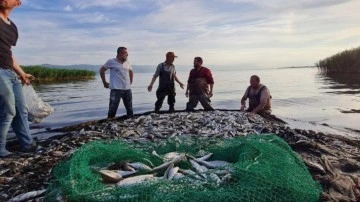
[103,59,112,70]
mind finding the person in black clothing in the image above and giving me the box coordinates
[0,0,37,158]
[147,52,184,112]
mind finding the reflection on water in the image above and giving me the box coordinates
[317,73,360,92]
[317,72,360,114]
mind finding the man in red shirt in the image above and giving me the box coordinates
[185,57,214,111]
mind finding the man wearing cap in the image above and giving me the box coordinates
[147,52,184,112]
[100,47,134,118]
[0,0,38,158]
[185,57,214,111]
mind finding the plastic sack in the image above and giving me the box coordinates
[23,85,54,123]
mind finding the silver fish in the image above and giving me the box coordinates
[178,169,202,180]
[123,164,136,171]
[196,160,230,169]
[168,167,179,180]
[117,170,137,177]
[152,154,184,171]
[189,160,207,178]
[196,153,213,161]
[207,173,221,184]
[163,152,182,161]
[129,162,152,171]
[116,174,155,187]
[163,163,174,178]
[8,189,46,202]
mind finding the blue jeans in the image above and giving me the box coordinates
[108,89,133,118]
[0,68,34,156]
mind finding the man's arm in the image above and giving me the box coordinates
[185,71,192,98]
[175,75,184,89]
[185,83,190,98]
[129,69,133,84]
[12,55,34,85]
[205,69,214,98]
[240,89,248,111]
[99,66,109,88]
[250,88,269,114]
[209,84,214,98]
[147,76,158,92]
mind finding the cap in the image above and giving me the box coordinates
[166,52,178,58]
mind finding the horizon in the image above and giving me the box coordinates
[12,0,360,67]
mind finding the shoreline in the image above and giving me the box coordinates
[1,110,360,201]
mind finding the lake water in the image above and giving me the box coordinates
[29,66,360,137]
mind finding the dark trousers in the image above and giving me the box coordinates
[108,89,133,118]
[186,94,214,111]
[155,89,175,110]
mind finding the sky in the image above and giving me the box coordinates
[10,0,360,67]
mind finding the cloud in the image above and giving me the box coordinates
[64,5,72,12]
[10,0,360,67]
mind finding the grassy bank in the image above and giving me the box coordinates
[316,46,360,73]
[22,65,96,82]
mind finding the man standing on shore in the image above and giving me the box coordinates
[240,75,272,116]
[0,0,37,157]
[147,52,184,112]
[100,47,134,118]
[185,57,214,111]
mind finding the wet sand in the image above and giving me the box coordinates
[1,110,359,202]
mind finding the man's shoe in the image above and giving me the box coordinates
[0,150,13,158]
[154,108,160,112]
[21,142,38,153]
[169,106,175,112]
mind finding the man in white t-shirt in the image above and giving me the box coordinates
[100,47,134,118]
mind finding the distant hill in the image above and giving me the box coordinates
[38,63,265,74]
[40,64,157,74]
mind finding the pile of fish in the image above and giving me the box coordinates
[80,111,272,141]
[94,151,232,188]
[1,110,360,201]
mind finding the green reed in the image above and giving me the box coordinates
[316,46,360,74]
[22,65,96,82]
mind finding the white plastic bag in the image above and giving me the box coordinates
[23,85,54,123]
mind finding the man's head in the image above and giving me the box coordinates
[250,75,260,88]
[0,0,21,10]
[165,52,177,64]
[193,57,203,68]
[116,47,128,62]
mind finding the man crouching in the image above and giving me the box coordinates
[241,75,271,116]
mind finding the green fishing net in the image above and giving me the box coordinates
[45,135,321,202]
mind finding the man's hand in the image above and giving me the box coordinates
[103,81,110,88]
[20,74,35,85]
[247,112,256,117]
[185,91,189,98]
[147,85,153,92]
[240,105,246,111]
[179,83,184,89]
[208,91,213,98]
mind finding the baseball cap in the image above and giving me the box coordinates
[166,52,178,58]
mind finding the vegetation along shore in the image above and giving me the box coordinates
[22,65,96,82]
[316,46,360,74]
